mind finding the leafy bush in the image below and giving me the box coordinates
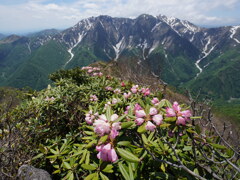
[0,67,239,179]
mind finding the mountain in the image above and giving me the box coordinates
[0,14,239,100]
[0,33,6,40]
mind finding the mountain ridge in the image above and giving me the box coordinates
[0,14,240,100]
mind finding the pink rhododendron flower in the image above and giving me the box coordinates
[98,72,103,77]
[111,114,119,121]
[105,86,113,91]
[166,107,176,117]
[172,101,181,112]
[112,122,121,131]
[145,121,156,131]
[121,82,125,87]
[109,129,119,139]
[85,110,98,125]
[131,85,139,93]
[96,143,118,162]
[181,110,192,120]
[93,120,111,136]
[135,110,146,118]
[166,101,192,126]
[90,95,98,101]
[152,114,163,125]
[151,98,159,105]
[134,104,142,111]
[141,88,150,96]
[123,92,132,99]
[112,98,118,104]
[99,114,108,122]
[149,107,158,115]
[114,89,121,94]
[135,118,145,125]
[88,69,93,73]
[45,96,55,101]
[176,117,186,126]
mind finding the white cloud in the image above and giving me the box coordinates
[0,0,239,33]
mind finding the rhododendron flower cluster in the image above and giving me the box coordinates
[113,89,121,94]
[81,66,103,77]
[85,113,121,162]
[166,101,192,125]
[45,96,55,101]
[96,143,118,162]
[134,105,163,131]
[85,110,98,125]
[123,92,132,99]
[90,95,98,102]
[130,85,150,96]
[105,86,113,91]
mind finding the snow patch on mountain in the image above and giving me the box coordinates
[113,37,125,60]
[195,37,216,77]
[230,26,240,44]
[63,32,86,68]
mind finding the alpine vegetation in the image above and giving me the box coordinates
[0,66,239,179]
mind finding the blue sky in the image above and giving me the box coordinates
[0,0,240,34]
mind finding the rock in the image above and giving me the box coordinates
[17,165,52,180]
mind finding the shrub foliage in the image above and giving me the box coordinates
[0,67,239,179]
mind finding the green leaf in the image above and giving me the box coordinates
[99,135,108,144]
[128,162,134,180]
[137,123,147,134]
[106,107,111,121]
[81,164,97,170]
[183,146,192,151]
[117,141,131,146]
[50,148,58,155]
[52,169,60,174]
[164,117,176,122]
[141,134,148,144]
[165,100,172,107]
[210,143,226,149]
[160,123,171,128]
[100,172,109,180]
[187,129,197,134]
[85,151,90,164]
[117,148,140,163]
[121,121,134,129]
[115,114,127,122]
[63,162,71,170]
[102,164,114,173]
[32,153,44,160]
[86,140,97,148]
[118,162,130,180]
[85,173,97,180]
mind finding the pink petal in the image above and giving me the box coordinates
[149,107,158,115]
[172,101,181,112]
[176,117,186,126]
[181,110,192,118]
[151,97,159,104]
[135,110,146,118]
[99,114,108,122]
[145,121,156,131]
[111,114,119,121]
[152,114,163,125]
[166,108,176,117]
[109,148,118,162]
[135,118,145,125]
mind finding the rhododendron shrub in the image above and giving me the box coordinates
[3,66,239,179]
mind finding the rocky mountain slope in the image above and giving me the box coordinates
[0,14,239,100]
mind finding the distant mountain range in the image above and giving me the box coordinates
[0,14,240,100]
